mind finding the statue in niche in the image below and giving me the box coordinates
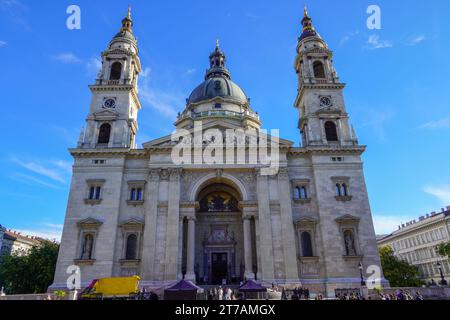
[81,234,94,260]
[344,230,357,256]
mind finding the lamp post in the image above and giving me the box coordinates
[358,262,366,286]
[436,262,448,286]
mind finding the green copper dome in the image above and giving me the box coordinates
[187,42,248,105]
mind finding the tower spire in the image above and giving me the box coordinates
[120,6,133,33]
[206,40,230,80]
[127,6,132,20]
[299,6,319,41]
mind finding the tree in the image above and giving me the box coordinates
[436,242,450,259]
[0,241,59,294]
[379,246,424,287]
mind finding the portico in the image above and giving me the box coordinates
[179,178,257,285]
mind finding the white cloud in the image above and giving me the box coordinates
[423,185,450,205]
[11,157,71,186]
[421,117,450,129]
[52,52,82,64]
[50,160,73,174]
[185,68,196,76]
[408,35,426,46]
[138,67,182,119]
[366,35,393,50]
[86,56,102,78]
[0,40,7,47]
[15,223,63,241]
[0,0,31,31]
[11,173,60,189]
[373,214,417,235]
[339,31,359,47]
[359,108,394,141]
[12,158,66,183]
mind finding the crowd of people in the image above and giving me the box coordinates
[378,289,424,301]
[281,287,311,300]
[206,287,241,300]
[336,292,368,300]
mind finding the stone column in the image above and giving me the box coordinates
[185,216,197,282]
[164,168,182,281]
[177,216,184,280]
[141,169,160,281]
[108,121,116,148]
[243,215,255,280]
[277,167,301,282]
[256,172,275,281]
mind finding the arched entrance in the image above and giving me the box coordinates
[182,177,256,285]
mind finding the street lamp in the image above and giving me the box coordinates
[436,262,448,286]
[358,262,366,286]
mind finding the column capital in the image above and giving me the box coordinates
[277,167,289,179]
[186,216,197,222]
[169,168,183,181]
[148,169,161,181]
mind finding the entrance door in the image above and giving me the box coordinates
[211,253,228,285]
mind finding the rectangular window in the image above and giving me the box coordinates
[137,188,143,201]
[130,188,143,201]
[89,187,96,200]
[95,187,101,200]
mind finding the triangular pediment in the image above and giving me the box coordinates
[335,214,360,224]
[77,217,103,228]
[315,106,342,116]
[118,218,145,228]
[143,121,293,149]
[91,109,119,120]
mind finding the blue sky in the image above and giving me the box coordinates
[0,0,449,239]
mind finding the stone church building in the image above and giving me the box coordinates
[51,8,386,297]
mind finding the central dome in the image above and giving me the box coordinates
[176,42,261,131]
[188,76,248,105]
[187,41,249,106]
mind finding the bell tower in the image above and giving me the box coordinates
[78,7,142,149]
[294,8,358,148]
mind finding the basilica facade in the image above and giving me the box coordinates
[51,9,386,297]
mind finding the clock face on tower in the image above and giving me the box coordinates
[103,98,116,109]
[320,96,332,107]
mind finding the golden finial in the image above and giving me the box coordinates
[304,6,308,17]
[216,38,220,48]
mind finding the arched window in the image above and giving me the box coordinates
[325,121,338,142]
[301,232,313,257]
[110,62,122,80]
[336,184,342,197]
[125,234,138,260]
[98,123,111,144]
[313,61,326,78]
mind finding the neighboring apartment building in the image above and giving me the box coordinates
[0,229,45,257]
[377,206,450,284]
[0,225,5,257]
